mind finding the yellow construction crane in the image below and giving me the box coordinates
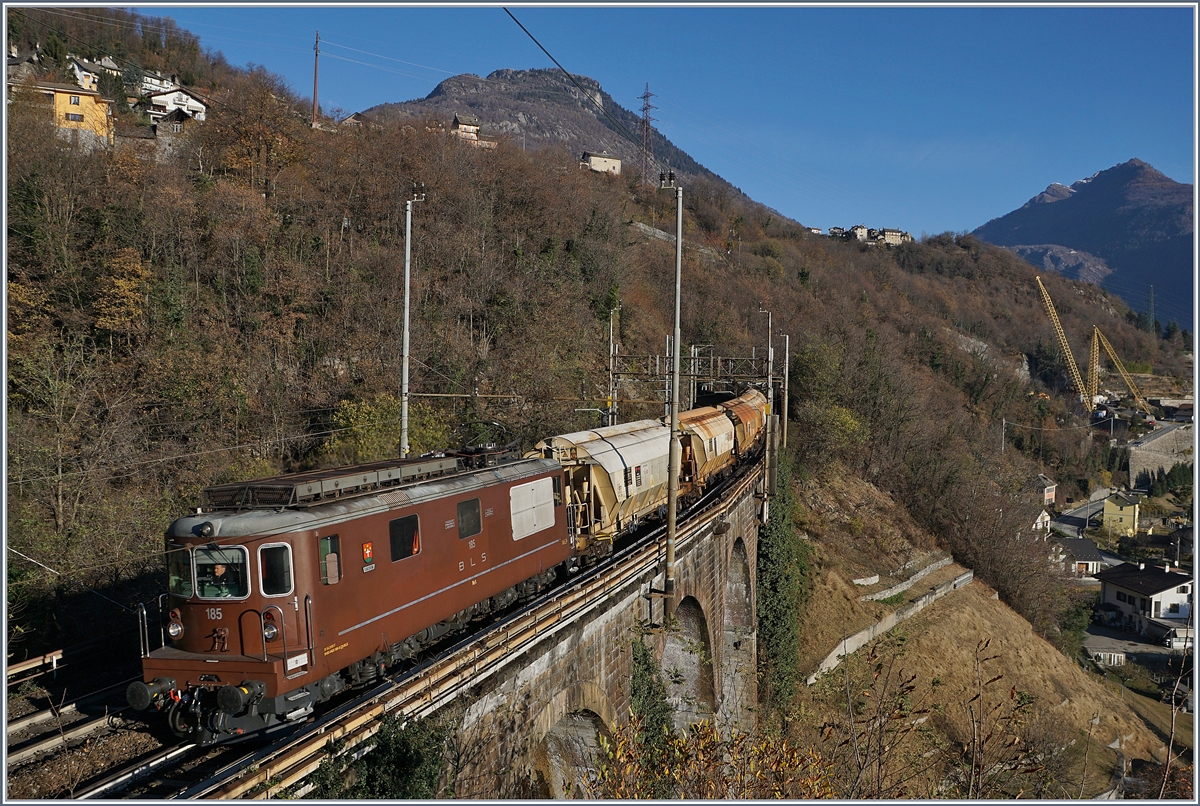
[1035,276,1089,408]
[1089,325,1153,417]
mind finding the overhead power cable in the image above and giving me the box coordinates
[8,547,139,610]
[502,7,649,162]
[319,38,456,76]
[1004,415,1118,432]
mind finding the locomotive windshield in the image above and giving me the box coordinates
[196,546,249,599]
[167,547,193,598]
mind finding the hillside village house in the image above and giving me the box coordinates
[139,86,207,123]
[580,150,621,175]
[881,228,913,245]
[6,49,40,82]
[1034,474,1057,507]
[1094,562,1193,646]
[339,112,378,128]
[68,57,101,92]
[68,55,121,93]
[1050,537,1103,577]
[452,112,496,149]
[1103,491,1140,537]
[1032,509,1052,532]
[139,69,177,97]
[6,80,113,148]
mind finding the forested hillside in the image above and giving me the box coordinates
[5,22,1189,691]
[6,6,240,93]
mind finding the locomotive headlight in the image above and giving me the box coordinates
[167,621,184,639]
[263,622,279,641]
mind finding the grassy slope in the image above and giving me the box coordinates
[788,470,1192,795]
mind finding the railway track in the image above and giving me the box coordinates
[74,742,198,799]
[189,466,761,798]
[21,464,760,799]
[5,677,139,767]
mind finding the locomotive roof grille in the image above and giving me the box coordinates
[198,454,514,510]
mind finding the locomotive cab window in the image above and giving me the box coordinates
[319,535,341,585]
[390,515,420,561]
[196,546,249,599]
[457,499,482,539]
[259,544,294,596]
[167,546,194,598]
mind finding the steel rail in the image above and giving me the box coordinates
[197,465,762,798]
[6,677,139,737]
[73,742,198,799]
[6,708,129,766]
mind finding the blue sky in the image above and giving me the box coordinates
[138,4,1194,238]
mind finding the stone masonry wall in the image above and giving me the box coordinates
[448,473,764,796]
[1128,424,1193,488]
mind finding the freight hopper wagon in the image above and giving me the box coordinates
[127,450,577,745]
[530,419,671,555]
[677,406,736,494]
[529,388,771,555]
[715,388,768,459]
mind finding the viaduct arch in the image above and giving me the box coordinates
[449,467,764,796]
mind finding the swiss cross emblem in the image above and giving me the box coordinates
[362,542,373,564]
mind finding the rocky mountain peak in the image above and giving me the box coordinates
[972,159,1193,324]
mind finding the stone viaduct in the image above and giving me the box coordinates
[444,465,766,797]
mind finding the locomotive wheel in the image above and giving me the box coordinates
[166,701,197,739]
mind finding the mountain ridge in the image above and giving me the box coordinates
[357,67,795,226]
[972,159,1194,325]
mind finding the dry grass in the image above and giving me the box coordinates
[789,471,1186,795]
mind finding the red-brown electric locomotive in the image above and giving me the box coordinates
[127,389,769,744]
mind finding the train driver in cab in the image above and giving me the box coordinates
[198,554,245,598]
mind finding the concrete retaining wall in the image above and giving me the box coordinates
[807,570,974,685]
[860,556,951,602]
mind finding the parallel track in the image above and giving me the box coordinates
[6,677,139,767]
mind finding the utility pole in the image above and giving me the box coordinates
[312,31,319,128]
[660,170,682,602]
[608,303,620,427]
[758,305,773,417]
[1002,417,1005,453]
[400,184,425,458]
[780,332,789,449]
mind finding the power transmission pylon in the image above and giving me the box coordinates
[639,84,656,186]
[312,31,320,128]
